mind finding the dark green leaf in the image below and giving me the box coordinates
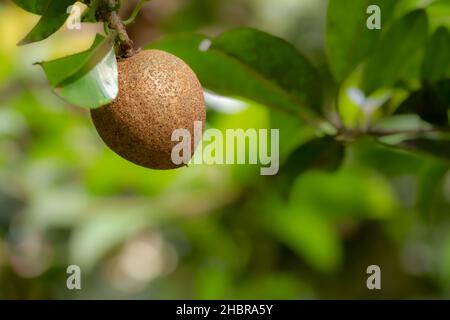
[81,9,97,23]
[422,27,450,83]
[326,0,397,82]
[281,136,345,188]
[81,0,99,23]
[12,0,51,15]
[398,138,450,162]
[396,86,450,127]
[437,78,450,103]
[362,10,429,94]
[38,33,118,109]
[18,0,75,45]
[212,27,322,112]
[147,32,319,119]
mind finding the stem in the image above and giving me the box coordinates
[124,0,151,26]
[367,127,450,137]
[329,86,345,131]
[110,10,135,57]
[87,0,98,22]
[97,0,135,58]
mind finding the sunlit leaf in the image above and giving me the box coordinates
[53,50,118,109]
[426,0,450,30]
[38,33,118,109]
[38,32,116,86]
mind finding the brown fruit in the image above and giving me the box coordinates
[91,50,206,169]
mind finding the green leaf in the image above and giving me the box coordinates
[438,231,450,288]
[38,32,116,86]
[396,85,450,127]
[437,78,450,103]
[282,136,345,188]
[12,0,51,15]
[38,33,118,109]
[211,27,322,112]
[18,0,75,45]
[326,0,397,82]
[268,204,343,273]
[422,27,450,83]
[398,138,450,162]
[417,161,448,217]
[53,51,118,109]
[260,186,345,275]
[290,168,397,220]
[426,0,450,30]
[147,31,320,118]
[81,9,97,23]
[362,10,429,94]
[81,0,99,23]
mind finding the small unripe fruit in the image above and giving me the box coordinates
[91,50,206,169]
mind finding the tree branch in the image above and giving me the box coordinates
[97,0,135,58]
[367,127,450,137]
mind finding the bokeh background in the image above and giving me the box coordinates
[0,0,450,299]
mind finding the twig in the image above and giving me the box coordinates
[97,0,135,58]
[124,0,152,26]
[367,127,450,137]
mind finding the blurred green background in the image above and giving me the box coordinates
[0,0,450,299]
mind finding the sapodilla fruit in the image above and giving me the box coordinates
[91,50,206,169]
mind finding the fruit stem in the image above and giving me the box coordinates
[97,0,135,58]
[110,10,135,57]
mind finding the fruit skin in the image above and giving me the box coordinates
[91,50,206,169]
